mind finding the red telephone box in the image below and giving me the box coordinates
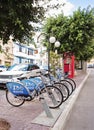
[63,52,75,78]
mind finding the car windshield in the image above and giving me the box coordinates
[8,64,28,71]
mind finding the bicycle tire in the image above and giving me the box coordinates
[41,85,63,109]
[65,78,76,91]
[60,80,73,95]
[54,82,69,102]
[6,89,25,107]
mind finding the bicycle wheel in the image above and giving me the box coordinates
[65,78,76,91]
[41,85,63,109]
[6,89,25,107]
[60,80,73,96]
[54,82,69,102]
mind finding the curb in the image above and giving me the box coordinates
[50,70,90,130]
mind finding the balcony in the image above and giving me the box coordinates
[4,53,14,60]
[14,51,36,59]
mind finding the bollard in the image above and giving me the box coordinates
[39,94,53,118]
[46,88,59,106]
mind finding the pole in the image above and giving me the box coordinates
[48,42,50,72]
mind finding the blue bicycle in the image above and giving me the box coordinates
[6,72,64,109]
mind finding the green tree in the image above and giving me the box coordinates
[68,7,94,61]
[43,6,94,61]
[0,0,45,44]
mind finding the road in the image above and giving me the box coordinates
[0,89,5,96]
[63,69,94,130]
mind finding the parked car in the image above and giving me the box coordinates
[40,65,49,70]
[0,65,7,72]
[0,63,40,88]
[87,64,94,68]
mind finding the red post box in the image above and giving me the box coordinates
[63,52,75,78]
[64,63,69,75]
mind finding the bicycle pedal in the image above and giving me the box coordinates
[25,96,32,101]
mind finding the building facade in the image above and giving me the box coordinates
[0,39,47,67]
[13,42,36,64]
[0,39,14,66]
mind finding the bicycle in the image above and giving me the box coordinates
[55,68,76,93]
[64,73,76,90]
[29,74,69,102]
[47,70,73,96]
[6,71,63,109]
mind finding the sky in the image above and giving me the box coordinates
[45,0,94,16]
[69,0,94,10]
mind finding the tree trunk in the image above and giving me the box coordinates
[82,60,87,73]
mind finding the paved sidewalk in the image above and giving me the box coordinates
[0,70,90,130]
[64,69,93,130]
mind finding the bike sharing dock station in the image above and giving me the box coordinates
[31,91,64,127]
[4,56,81,130]
[31,52,76,128]
[0,70,90,130]
[5,78,66,129]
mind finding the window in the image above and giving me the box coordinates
[19,46,22,52]
[28,49,33,55]
[28,65,39,71]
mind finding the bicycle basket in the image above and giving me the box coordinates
[20,79,36,92]
[30,77,45,89]
[6,82,30,97]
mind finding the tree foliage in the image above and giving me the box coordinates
[43,6,94,61]
[68,7,94,60]
[0,0,65,44]
[0,0,45,44]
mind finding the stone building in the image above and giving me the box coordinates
[0,39,14,66]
